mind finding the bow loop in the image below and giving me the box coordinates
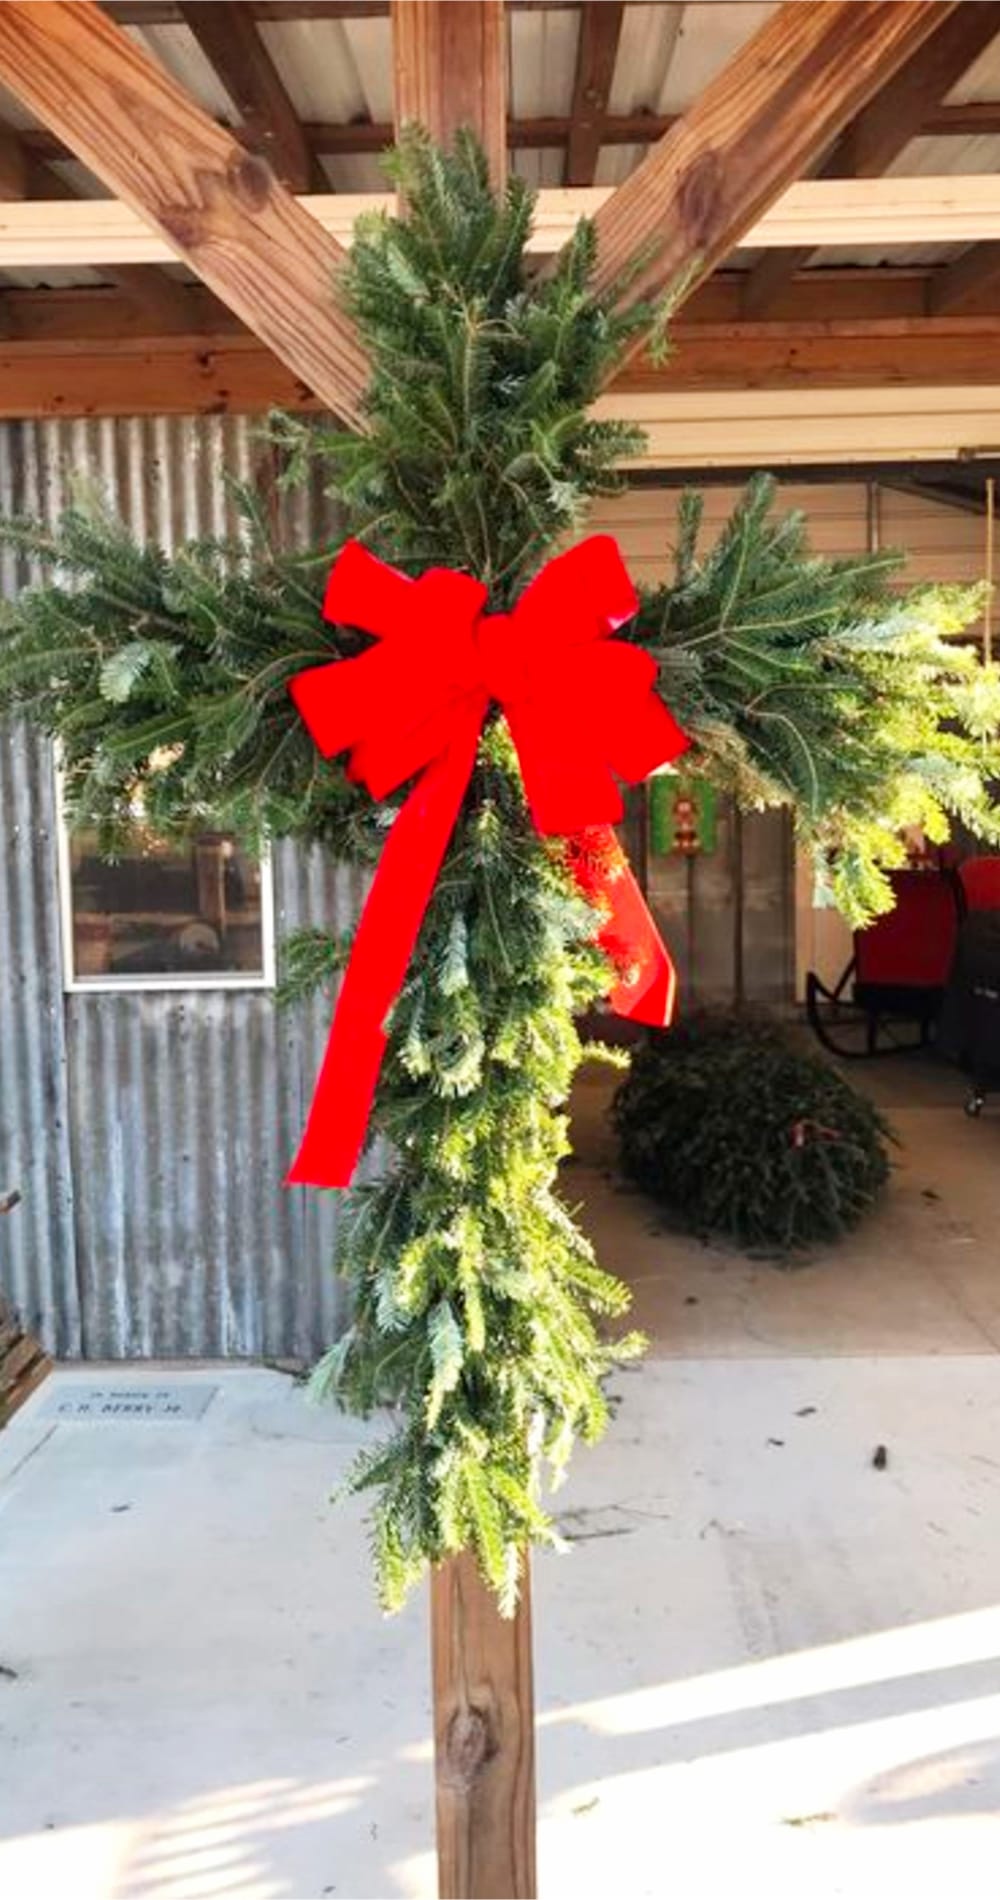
[514,535,639,647]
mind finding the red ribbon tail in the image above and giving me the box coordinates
[573,823,678,1028]
[287,711,483,1189]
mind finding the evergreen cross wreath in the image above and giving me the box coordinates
[2,131,1000,1611]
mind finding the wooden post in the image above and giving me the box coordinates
[392,0,508,188]
[431,1550,536,1900]
[390,10,533,1895]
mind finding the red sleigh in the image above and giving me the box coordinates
[806,865,964,1059]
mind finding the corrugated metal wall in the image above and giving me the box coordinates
[0,721,78,1353]
[0,417,359,1360]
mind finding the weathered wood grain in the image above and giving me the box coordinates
[178,2,323,192]
[743,3,1000,318]
[431,1550,537,1900]
[582,0,959,356]
[931,240,1000,317]
[0,0,369,423]
[392,0,507,187]
[565,1,625,187]
[7,314,1000,418]
[0,1299,51,1430]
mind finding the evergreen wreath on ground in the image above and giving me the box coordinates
[613,1014,893,1256]
[0,131,996,1610]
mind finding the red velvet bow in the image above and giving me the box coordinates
[287,534,688,1187]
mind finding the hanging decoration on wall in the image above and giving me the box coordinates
[649,771,717,858]
[287,535,688,1187]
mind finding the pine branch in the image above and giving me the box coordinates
[635,475,997,921]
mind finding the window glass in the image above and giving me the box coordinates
[64,826,271,986]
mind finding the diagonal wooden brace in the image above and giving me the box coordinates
[0,0,370,426]
[579,0,960,378]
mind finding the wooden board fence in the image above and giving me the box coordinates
[0,1189,52,1428]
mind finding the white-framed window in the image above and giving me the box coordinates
[55,776,276,994]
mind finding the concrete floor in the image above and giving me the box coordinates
[2,1055,1000,1899]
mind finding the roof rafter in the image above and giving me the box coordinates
[743,1,1000,319]
[5,267,995,345]
[0,115,197,333]
[20,98,1000,168]
[577,0,960,381]
[103,1,606,19]
[564,1,625,188]
[177,2,324,193]
[0,131,29,200]
[929,240,1000,315]
[0,0,369,424]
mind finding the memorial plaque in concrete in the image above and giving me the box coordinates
[41,1384,218,1423]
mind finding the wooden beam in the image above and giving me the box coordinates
[6,267,992,345]
[298,112,687,158]
[177,2,323,193]
[10,175,1000,266]
[9,346,1000,422]
[0,130,29,201]
[929,240,1000,316]
[0,0,368,425]
[391,0,507,188]
[90,0,1000,31]
[0,332,318,415]
[836,5,1000,179]
[431,1552,536,1900]
[689,266,1000,326]
[0,187,581,266]
[106,1,563,19]
[23,95,1000,168]
[1,118,198,331]
[879,473,992,517]
[0,1307,52,1429]
[564,1,625,187]
[10,311,1000,416]
[625,318,1000,392]
[107,1,392,15]
[581,0,959,344]
[0,281,245,340]
[925,98,1000,136]
[593,383,1000,470]
[743,2,1000,318]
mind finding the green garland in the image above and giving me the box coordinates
[0,131,997,1609]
